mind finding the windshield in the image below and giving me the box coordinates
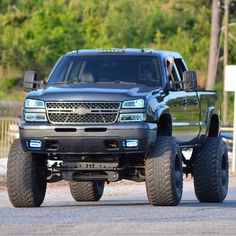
[47,55,161,87]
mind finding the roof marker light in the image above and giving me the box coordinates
[141,48,152,53]
[98,48,125,53]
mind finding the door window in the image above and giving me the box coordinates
[167,58,182,90]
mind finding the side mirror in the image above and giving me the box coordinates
[183,71,198,92]
[23,71,43,92]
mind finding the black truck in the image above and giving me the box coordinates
[7,48,228,207]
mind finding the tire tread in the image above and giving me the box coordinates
[193,137,228,202]
[145,136,183,206]
[69,181,104,202]
[7,139,46,207]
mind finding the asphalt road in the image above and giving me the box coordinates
[0,178,236,236]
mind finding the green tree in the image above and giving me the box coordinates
[0,0,235,111]
[0,0,83,78]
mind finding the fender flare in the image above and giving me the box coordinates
[154,105,170,122]
[205,106,220,137]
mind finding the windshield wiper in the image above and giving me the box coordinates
[97,80,136,84]
[52,81,80,85]
[114,80,136,84]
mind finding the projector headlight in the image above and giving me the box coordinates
[122,99,144,108]
[119,113,145,122]
[25,99,45,108]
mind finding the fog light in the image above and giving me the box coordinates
[25,113,47,122]
[29,140,42,148]
[123,139,139,148]
[119,113,144,122]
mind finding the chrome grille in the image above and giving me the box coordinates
[46,102,120,110]
[46,102,121,124]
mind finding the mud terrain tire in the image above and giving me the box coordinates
[69,181,105,202]
[145,136,183,206]
[7,139,47,207]
[193,137,228,202]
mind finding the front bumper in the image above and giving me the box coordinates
[20,122,157,154]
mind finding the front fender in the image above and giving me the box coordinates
[146,97,170,122]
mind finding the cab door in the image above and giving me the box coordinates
[167,58,200,143]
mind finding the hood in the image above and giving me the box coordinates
[27,83,160,102]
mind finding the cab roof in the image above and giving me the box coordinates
[64,48,183,60]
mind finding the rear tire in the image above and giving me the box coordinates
[193,137,228,202]
[7,139,47,207]
[145,136,183,206]
[69,181,105,202]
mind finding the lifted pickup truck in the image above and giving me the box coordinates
[7,48,228,207]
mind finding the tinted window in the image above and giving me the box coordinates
[175,58,187,80]
[47,55,161,87]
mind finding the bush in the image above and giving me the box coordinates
[0,76,21,91]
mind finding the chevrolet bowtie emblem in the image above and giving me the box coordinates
[73,107,91,115]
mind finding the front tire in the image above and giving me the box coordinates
[145,136,183,206]
[69,181,105,202]
[193,137,228,202]
[7,139,47,207]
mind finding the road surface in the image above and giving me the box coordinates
[0,178,236,236]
